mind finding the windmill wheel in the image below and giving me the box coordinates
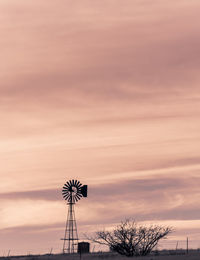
[62,179,83,203]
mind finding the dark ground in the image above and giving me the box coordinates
[1,250,200,260]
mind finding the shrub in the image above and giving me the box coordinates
[88,220,172,257]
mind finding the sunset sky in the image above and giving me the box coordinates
[1,0,200,255]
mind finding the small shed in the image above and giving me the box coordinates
[78,242,90,254]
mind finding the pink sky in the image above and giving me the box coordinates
[0,0,200,255]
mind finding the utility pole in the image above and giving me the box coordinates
[186,237,189,254]
[175,241,178,254]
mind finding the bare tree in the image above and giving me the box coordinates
[87,220,172,257]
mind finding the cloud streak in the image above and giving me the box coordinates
[0,0,200,255]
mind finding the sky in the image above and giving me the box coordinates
[0,0,200,255]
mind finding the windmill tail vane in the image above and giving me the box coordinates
[61,179,88,254]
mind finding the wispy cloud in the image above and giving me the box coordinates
[0,0,200,254]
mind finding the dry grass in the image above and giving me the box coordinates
[1,251,200,260]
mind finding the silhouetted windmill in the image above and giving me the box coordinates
[61,180,87,254]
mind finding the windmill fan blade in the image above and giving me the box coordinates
[64,195,70,201]
[66,196,71,201]
[77,182,82,187]
[64,184,69,188]
[75,193,80,198]
[72,179,75,186]
[75,180,77,186]
[62,187,69,191]
[74,197,79,202]
[62,189,69,193]
[76,191,82,196]
[76,194,82,200]
[63,191,69,196]
[63,192,69,196]
[66,181,71,186]
[63,186,69,190]
[63,187,69,191]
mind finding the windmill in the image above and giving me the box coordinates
[61,180,87,254]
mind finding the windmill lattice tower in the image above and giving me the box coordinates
[61,179,87,254]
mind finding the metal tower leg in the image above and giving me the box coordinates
[62,202,79,254]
